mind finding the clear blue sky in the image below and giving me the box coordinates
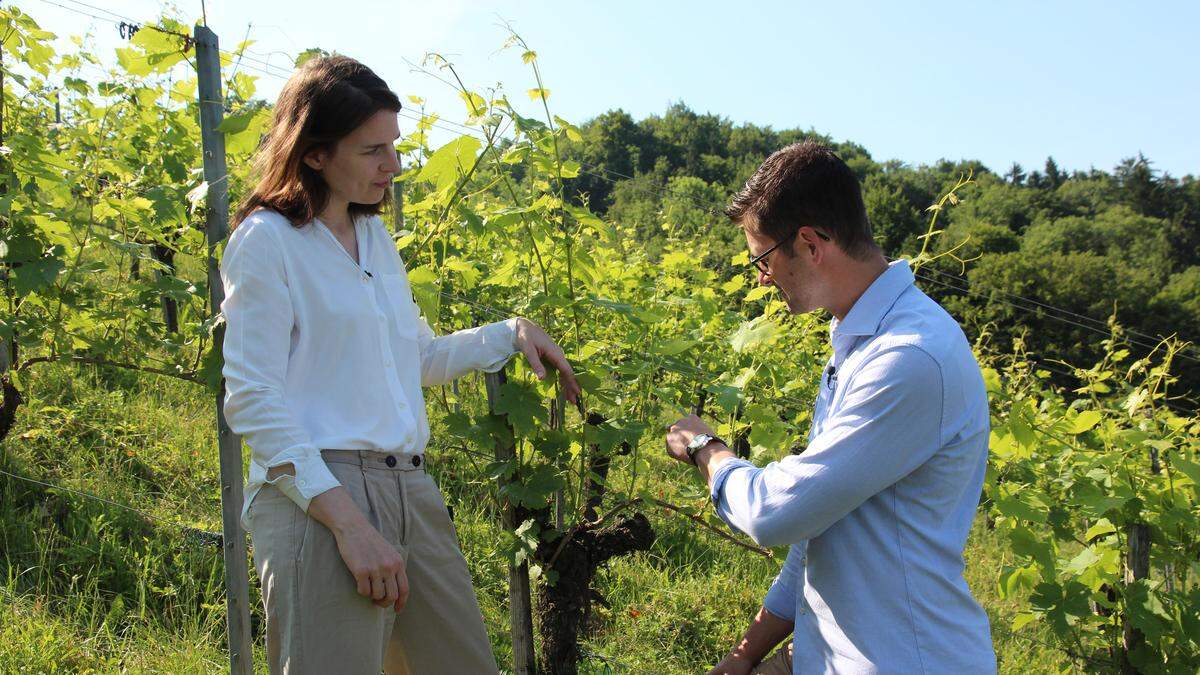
[25,0,1200,178]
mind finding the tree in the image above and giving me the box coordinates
[949,175,1035,234]
[862,172,924,255]
[1044,156,1064,189]
[1114,153,1166,218]
[570,109,654,212]
[1005,162,1026,185]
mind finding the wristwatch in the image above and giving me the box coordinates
[685,433,724,464]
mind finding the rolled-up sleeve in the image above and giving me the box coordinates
[762,544,807,621]
[220,221,340,512]
[414,315,519,387]
[712,346,944,548]
[709,454,753,507]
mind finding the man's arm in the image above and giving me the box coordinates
[692,440,737,484]
[667,346,944,548]
[665,428,804,673]
[707,607,794,675]
[712,347,944,546]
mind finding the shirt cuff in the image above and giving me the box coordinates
[264,446,341,513]
[763,576,797,621]
[709,456,755,532]
[479,317,521,373]
[709,455,754,505]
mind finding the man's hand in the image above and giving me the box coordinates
[706,654,755,675]
[664,413,718,464]
[666,414,737,484]
[710,608,795,675]
[513,317,581,404]
[308,487,409,612]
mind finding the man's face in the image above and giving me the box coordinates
[744,224,821,315]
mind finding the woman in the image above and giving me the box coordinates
[220,55,579,674]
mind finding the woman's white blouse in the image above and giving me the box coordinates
[220,209,517,529]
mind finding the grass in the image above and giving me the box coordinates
[1,361,1076,673]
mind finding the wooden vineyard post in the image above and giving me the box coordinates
[1121,523,1151,673]
[0,40,12,448]
[1121,445,1157,673]
[1119,431,1163,673]
[391,175,404,233]
[485,367,537,675]
[552,389,565,530]
[195,25,254,675]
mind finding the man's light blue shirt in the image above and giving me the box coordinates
[710,260,996,674]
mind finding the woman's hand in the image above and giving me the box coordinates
[513,317,582,404]
[308,486,408,611]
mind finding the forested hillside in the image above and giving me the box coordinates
[562,103,1200,397]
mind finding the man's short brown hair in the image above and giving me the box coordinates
[726,141,876,259]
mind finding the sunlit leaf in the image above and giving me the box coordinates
[1067,410,1102,434]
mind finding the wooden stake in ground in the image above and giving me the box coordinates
[485,368,537,675]
[0,32,19,447]
[1121,523,1151,672]
[195,24,253,675]
[391,174,404,233]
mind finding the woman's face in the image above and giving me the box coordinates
[305,109,402,208]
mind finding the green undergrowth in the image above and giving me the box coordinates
[2,362,1071,673]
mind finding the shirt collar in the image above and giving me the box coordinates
[829,259,915,338]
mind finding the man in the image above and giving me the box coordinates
[665,142,996,674]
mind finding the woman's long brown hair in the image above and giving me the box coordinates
[231,55,401,230]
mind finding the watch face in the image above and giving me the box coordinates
[689,433,712,450]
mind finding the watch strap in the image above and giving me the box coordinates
[686,434,727,464]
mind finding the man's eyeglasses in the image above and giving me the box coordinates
[748,229,831,276]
